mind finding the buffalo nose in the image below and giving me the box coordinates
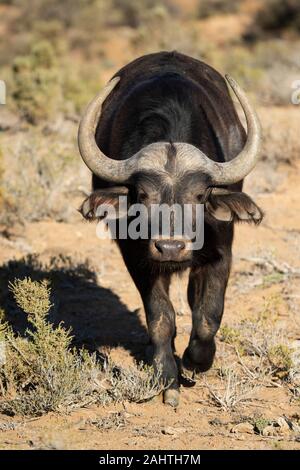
[154,239,186,258]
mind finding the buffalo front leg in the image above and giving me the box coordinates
[142,274,179,406]
[182,257,231,375]
[119,246,179,406]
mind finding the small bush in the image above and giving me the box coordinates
[112,0,174,28]
[219,325,245,355]
[253,417,271,434]
[198,0,241,19]
[268,344,294,380]
[12,41,62,124]
[203,367,256,410]
[0,278,101,416]
[104,359,164,404]
[220,307,294,381]
[219,325,241,345]
[87,411,128,430]
[0,277,165,416]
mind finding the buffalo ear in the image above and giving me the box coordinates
[79,187,129,221]
[205,192,264,224]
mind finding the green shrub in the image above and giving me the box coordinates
[61,62,102,114]
[219,324,245,355]
[219,325,240,345]
[253,417,271,434]
[268,344,294,379]
[12,41,62,124]
[0,276,165,416]
[0,278,100,415]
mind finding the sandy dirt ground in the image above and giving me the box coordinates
[0,123,299,449]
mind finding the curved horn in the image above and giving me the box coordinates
[211,75,262,185]
[78,75,261,185]
[78,77,140,182]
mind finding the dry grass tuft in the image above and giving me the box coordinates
[203,368,257,411]
[218,293,296,393]
[87,411,128,430]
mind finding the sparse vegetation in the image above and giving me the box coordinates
[268,344,294,380]
[11,39,102,123]
[203,367,257,411]
[0,123,83,225]
[87,411,128,430]
[253,417,271,435]
[219,325,242,347]
[198,0,241,19]
[111,0,175,28]
[0,277,165,416]
[0,278,100,416]
[12,41,62,124]
[219,297,295,382]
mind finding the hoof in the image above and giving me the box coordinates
[163,389,180,407]
[182,347,214,375]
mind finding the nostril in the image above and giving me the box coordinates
[154,240,164,253]
[176,240,185,251]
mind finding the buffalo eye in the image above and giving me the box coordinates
[137,191,148,203]
[197,188,212,203]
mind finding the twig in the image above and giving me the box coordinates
[235,346,256,379]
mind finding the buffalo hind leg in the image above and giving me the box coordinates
[182,257,231,375]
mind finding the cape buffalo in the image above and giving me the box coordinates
[78,51,263,406]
